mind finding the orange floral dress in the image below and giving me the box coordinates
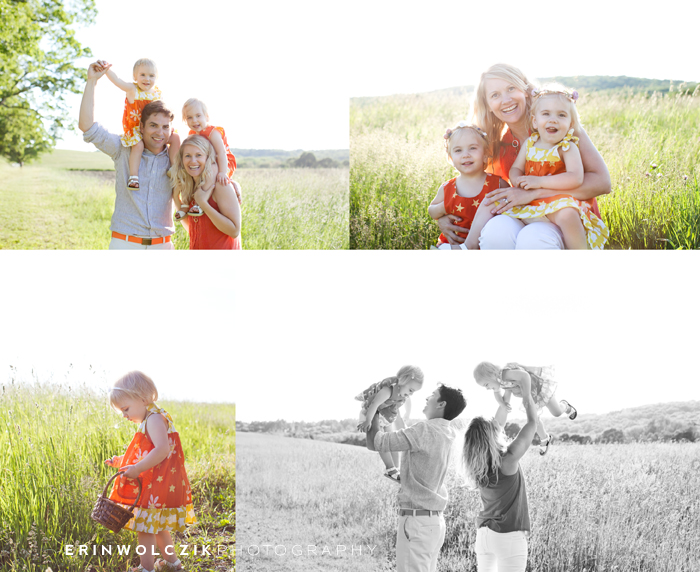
[120,85,163,147]
[437,173,503,245]
[189,125,237,179]
[504,130,609,249]
[109,404,196,533]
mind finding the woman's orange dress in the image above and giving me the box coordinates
[437,173,503,245]
[109,404,196,533]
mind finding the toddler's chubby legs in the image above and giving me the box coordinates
[546,393,576,419]
[546,208,587,250]
[128,140,145,189]
[379,421,400,471]
[137,532,158,571]
[155,530,181,569]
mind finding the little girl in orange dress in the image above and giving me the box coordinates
[106,371,195,572]
[101,58,180,190]
[174,98,241,220]
[428,123,509,250]
[506,85,608,249]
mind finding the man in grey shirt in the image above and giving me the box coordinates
[368,383,467,572]
[78,61,175,250]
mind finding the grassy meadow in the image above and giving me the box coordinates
[0,150,349,250]
[1,379,235,572]
[237,431,700,572]
[350,87,700,249]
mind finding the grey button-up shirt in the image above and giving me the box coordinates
[83,122,174,237]
[374,418,458,511]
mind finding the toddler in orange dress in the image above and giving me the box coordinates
[105,371,195,572]
[506,84,608,249]
[100,58,180,190]
[428,123,509,250]
[356,365,424,482]
[174,98,241,220]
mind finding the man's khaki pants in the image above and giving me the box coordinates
[396,513,446,572]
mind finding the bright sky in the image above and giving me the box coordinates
[1,253,698,422]
[58,0,349,152]
[347,0,700,97]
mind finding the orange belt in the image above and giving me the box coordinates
[111,231,171,246]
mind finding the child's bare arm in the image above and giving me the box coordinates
[121,415,170,478]
[518,144,584,191]
[508,145,528,187]
[358,386,392,432]
[465,197,496,250]
[103,65,137,102]
[428,183,447,219]
[208,129,230,185]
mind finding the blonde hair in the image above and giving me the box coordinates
[473,361,500,386]
[463,416,508,488]
[472,63,537,162]
[170,135,217,205]
[396,365,424,387]
[444,123,490,170]
[531,83,582,134]
[109,370,158,410]
[133,58,158,77]
[182,98,210,122]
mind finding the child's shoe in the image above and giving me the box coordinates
[174,208,188,222]
[539,435,553,456]
[383,467,400,484]
[128,176,140,189]
[188,204,204,217]
[561,400,577,420]
[154,558,184,571]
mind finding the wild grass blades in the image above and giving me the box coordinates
[237,432,700,572]
[350,88,700,249]
[0,150,349,250]
[0,379,235,571]
[238,168,349,250]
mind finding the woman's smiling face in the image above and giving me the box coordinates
[484,78,528,125]
[182,144,208,179]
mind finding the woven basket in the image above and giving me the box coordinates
[91,471,143,533]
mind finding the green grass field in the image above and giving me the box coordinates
[1,380,235,572]
[0,150,348,250]
[237,431,700,572]
[350,88,700,249]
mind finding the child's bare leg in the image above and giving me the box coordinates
[379,450,396,471]
[128,140,144,188]
[546,208,587,249]
[167,132,181,170]
[536,417,549,442]
[155,530,179,566]
[137,531,157,570]
[546,393,566,417]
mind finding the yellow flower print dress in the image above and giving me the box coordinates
[109,404,196,533]
[505,130,609,249]
[120,85,163,147]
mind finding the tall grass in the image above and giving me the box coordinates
[0,375,235,572]
[237,431,700,571]
[0,150,349,250]
[350,88,700,249]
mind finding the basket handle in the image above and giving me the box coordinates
[102,470,143,511]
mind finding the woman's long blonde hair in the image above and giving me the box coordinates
[170,135,216,205]
[471,63,537,162]
[462,416,508,489]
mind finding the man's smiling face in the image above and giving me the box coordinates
[141,112,171,154]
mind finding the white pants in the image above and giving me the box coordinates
[475,527,528,572]
[396,514,446,572]
[108,237,175,250]
[479,215,564,250]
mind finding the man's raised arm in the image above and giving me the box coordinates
[79,61,110,133]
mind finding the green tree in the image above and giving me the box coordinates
[0,0,96,166]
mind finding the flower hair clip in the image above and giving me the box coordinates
[444,122,487,141]
[532,87,579,103]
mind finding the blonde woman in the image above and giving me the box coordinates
[170,135,242,249]
[437,63,611,249]
[462,369,536,571]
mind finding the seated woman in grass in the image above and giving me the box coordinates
[170,135,242,250]
[436,63,611,249]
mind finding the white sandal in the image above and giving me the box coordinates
[127,176,140,189]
